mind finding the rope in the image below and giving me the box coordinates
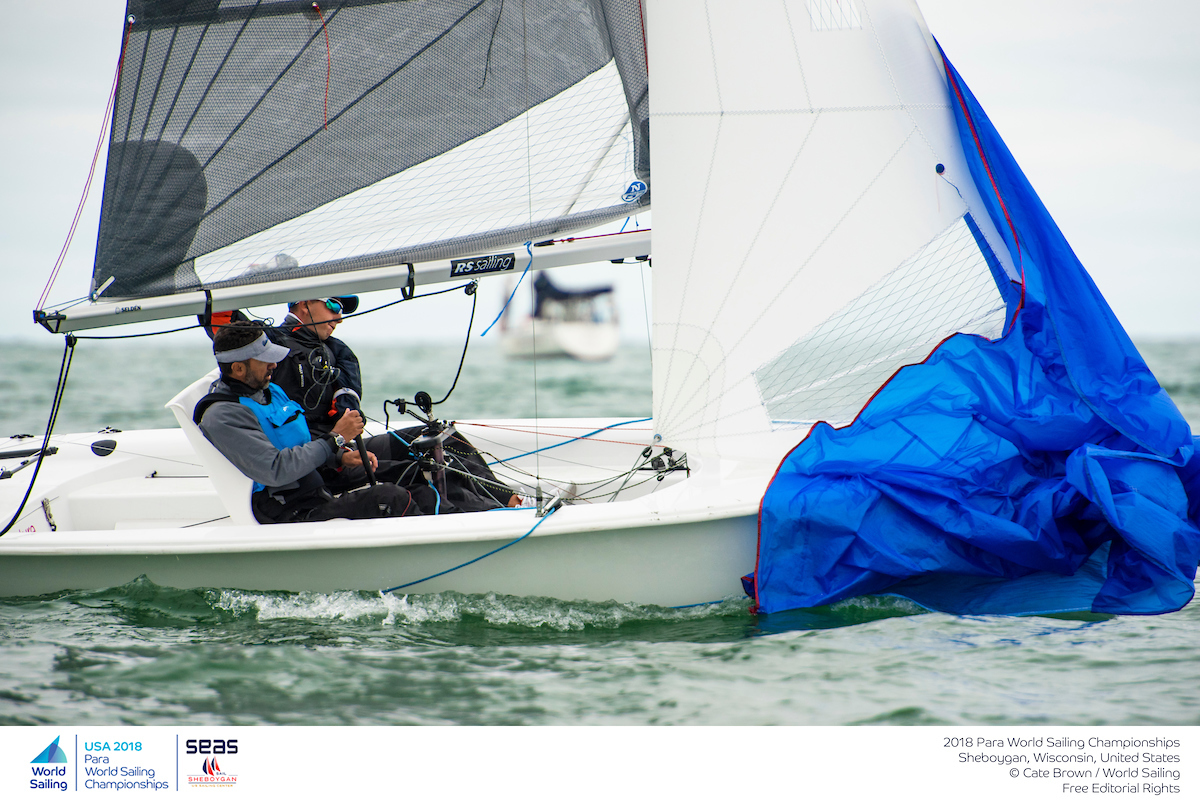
[72,322,205,340]
[311,3,331,130]
[479,241,533,337]
[432,281,478,406]
[1,336,76,536]
[544,227,650,246]
[381,505,557,593]
[65,281,473,343]
[459,418,652,464]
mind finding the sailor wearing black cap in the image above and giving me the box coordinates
[268,296,365,433]
[267,298,520,513]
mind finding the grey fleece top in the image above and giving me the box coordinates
[197,378,339,493]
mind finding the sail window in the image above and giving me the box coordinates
[807,0,862,32]
[754,215,1010,429]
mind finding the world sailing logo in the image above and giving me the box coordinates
[30,736,69,791]
[31,736,69,764]
[187,757,238,787]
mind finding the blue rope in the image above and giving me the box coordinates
[940,174,966,202]
[479,241,534,337]
[486,417,651,466]
[381,506,558,594]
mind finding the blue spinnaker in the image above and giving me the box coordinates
[749,49,1200,616]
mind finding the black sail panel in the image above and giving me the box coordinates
[94,0,649,299]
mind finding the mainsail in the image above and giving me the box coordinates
[88,0,649,301]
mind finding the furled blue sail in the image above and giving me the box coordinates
[749,50,1200,617]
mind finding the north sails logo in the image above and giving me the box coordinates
[188,757,238,787]
[621,180,648,203]
[30,736,69,791]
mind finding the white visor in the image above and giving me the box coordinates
[215,333,291,364]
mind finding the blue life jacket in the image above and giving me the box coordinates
[238,383,311,492]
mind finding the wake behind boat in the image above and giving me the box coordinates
[4,1,1197,616]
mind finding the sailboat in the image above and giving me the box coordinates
[3,0,1197,616]
[500,271,622,361]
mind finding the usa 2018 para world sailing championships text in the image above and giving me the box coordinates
[450,253,516,277]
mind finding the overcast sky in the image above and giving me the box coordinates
[2,0,1197,345]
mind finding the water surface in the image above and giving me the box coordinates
[2,338,1199,726]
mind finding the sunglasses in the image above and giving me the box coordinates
[314,298,343,314]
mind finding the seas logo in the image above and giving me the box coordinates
[30,736,69,791]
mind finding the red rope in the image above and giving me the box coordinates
[456,421,650,448]
[312,3,331,130]
[38,19,132,311]
[549,228,651,246]
[466,423,651,432]
[941,52,1026,334]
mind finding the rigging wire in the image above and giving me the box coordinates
[459,418,652,465]
[370,413,665,506]
[639,257,653,360]
[37,19,132,312]
[517,0,543,501]
[64,281,475,342]
[1,336,76,536]
[72,323,205,340]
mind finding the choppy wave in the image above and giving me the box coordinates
[4,578,1200,726]
[215,587,749,630]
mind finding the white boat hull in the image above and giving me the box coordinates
[0,508,757,605]
[501,320,620,361]
[0,422,764,605]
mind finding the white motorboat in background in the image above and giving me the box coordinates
[501,272,621,361]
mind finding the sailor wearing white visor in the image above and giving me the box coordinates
[196,321,423,523]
